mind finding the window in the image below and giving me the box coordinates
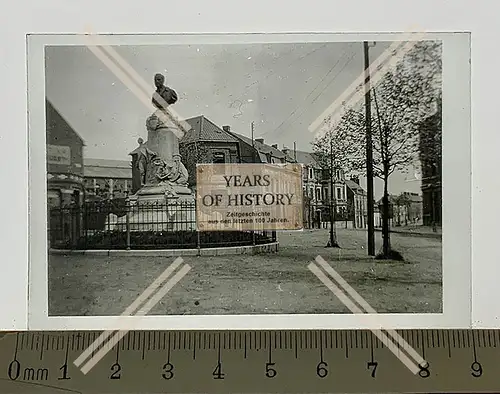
[213,152,225,164]
[47,190,61,209]
[316,189,321,200]
[324,188,328,201]
[337,187,342,200]
[309,168,314,179]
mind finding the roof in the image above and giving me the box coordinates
[345,179,366,194]
[229,132,296,162]
[84,158,132,179]
[46,99,86,145]
[294,150,321,167]
[181,115,239,144]
[84,158,131,168]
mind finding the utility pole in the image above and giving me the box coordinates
[364,41,375,256]
[327,134,339,248]
[251,121,255,162]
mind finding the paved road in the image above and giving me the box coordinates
[48,228,442,316]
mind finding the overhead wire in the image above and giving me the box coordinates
[263,43,357,139]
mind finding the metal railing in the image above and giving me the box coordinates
[48,199,277,250]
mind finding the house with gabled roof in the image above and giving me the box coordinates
[46,99,86,208]
[179,115,241,188]
[83,158,132,199]
[227,132,296,164]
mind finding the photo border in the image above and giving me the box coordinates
[28,32,471,330]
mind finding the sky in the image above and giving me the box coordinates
[45,42,422,200]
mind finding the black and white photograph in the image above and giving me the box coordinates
[27,33,471,329]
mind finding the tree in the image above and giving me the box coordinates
[312,112,363,247]
[179,141,212,189]
[339,40,442,259]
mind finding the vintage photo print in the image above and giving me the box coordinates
[28,32,471,330]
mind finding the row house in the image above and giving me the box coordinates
[83,158,132,200]
[179,115,241,191]
[46,99,85,209]
[345,176,368,228]
[419,97,442,227]
[377,192,423,227]
[228,133,296,164]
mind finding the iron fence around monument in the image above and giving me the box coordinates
[48,199,277,250]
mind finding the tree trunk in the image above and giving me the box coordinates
[328,180,339,248]
[382,166,391,257]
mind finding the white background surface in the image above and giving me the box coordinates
[26,32,470,331]
[0,0,495,329]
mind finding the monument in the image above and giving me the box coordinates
[114,73,196,231]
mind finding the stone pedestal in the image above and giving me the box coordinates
[111,109,196,233]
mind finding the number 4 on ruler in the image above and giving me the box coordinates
[213,362,224,380]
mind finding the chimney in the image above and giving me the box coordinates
[271,144,278,149]
[282,146,289,154]
[222,125,230,132]
[255,138,264,144]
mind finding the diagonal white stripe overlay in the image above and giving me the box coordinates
[309,255,427,375]
[74,257,191,374]
[83,31,192,139]
[308,28,427,139]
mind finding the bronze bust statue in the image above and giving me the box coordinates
[152,73,178,110]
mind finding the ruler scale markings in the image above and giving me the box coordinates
[141,333,146,360]
[193,333,197,360]
[13,333,19,360]
[345,331,349,359]
[167,332,171,363]
[243,333,247,359]
[39,335,44,360]
[8,329,500,392]
[294,333,298,359]
[472,331,478,362]
[319,331,324,363]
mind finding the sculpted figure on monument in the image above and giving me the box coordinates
[152,73,178,110]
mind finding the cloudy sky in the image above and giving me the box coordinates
[45,41,422,199]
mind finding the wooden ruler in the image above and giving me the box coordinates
[0,330,498,393]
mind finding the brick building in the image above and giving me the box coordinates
[83,158,132,200]
[46,99,85,209]
[419,98,442,226]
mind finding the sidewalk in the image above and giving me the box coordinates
[376,225,442,239]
